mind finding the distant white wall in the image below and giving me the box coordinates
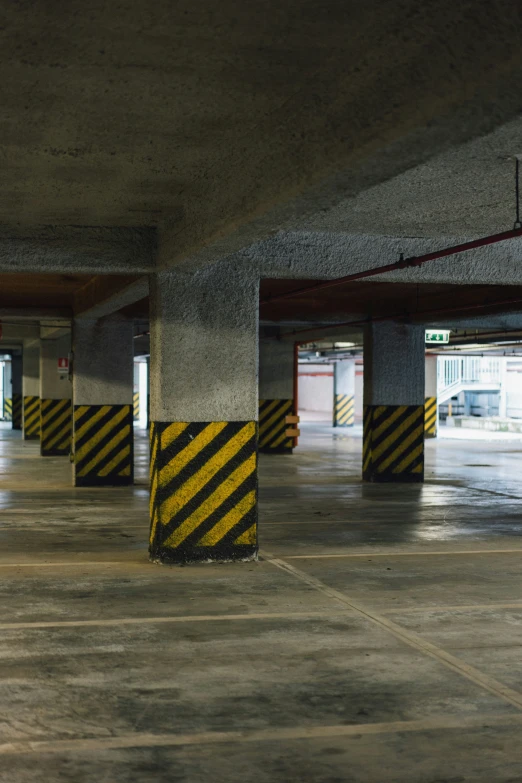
[298,364,333,412]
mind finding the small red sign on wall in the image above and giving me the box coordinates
[58,357,69,372]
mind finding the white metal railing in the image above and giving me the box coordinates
[437,356,502,398]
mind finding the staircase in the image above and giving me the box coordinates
[437,357,502,404]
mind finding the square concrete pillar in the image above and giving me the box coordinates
[3,360,12,421]
[363,322,425,482]
[40,334,72,456]
[259,331,295,454]
[149,267,259,564]
[72,317,134,486]
[425,354,438,439]
[11,355,22,430]
[333,359,355,427]
[22,341,40,441]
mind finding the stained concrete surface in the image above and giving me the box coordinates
[2,423,522,781]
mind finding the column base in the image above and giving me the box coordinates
[23,396,40,440]
[425,396,437,439]
[41,399,72,456]
[258,399,294,454]
[12,394,22,430]
[363,404,424,483]
[3,398,12,422]
[149,421,258,563]
[73,404,134,486]
[333,394,355,427]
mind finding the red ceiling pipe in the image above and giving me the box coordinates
[260,227,522,307]
[286,294,522,342]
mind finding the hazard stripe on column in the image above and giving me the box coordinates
[333,394,355,427]
[23,396,40,440]
[41,399,72,456]
[133,392,140,421]
[4,398,12,421]
[258,399,293,453]
[12,394,22,430]
[425,396,437,438]
[73,404,134,486]
[363,404,424,482]
[149,421,258,563]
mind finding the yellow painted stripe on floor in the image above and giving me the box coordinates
[163,451,256,547]
[197,489,257,546]
[159,422,226,487]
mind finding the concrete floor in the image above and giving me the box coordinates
[2,423,522,781]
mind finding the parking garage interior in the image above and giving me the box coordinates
[2,3,522,782]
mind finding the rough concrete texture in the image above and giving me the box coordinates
[22,341,40,397]
[3,424,522,780]
[259,336,294,400]
[72,318,133,406]
[150,267,259,422]
[334,358,355,396]
[40,334,72,401]
[245,229,522,287]
[364,323,424,406]
[0,227,155,274]
[0,3,521,273]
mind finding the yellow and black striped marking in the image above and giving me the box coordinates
[23,396,40,440]
[133,391,140,421]
[259,399,293,453]
[3,397,12,422]
[333,393,355,427]
[363,404,424,483]
[73,404,133,486]
[12,394,22,430]
[149,421,258,563]
[41,399,72,456]
[425,396,437,439]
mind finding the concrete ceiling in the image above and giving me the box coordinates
[2,1,522,272]
[303,117,522,237]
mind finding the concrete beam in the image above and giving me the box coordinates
[0,227,155,274]
[74,276,149,319]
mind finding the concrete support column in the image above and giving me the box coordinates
[22,342,40,440]
[72,317,134,486]
[40,334,72,456]
[363,323,425,482]
[425,354,438,439]
[133,361,140,422]
[259,332,295,453]
[333,359,355,427]
[3,360,12,421]
[11,356,22,430]
[149,268,258,564]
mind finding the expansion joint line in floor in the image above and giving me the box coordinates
[261,550,522,712]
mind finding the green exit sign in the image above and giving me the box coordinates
[425,330,450,344]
